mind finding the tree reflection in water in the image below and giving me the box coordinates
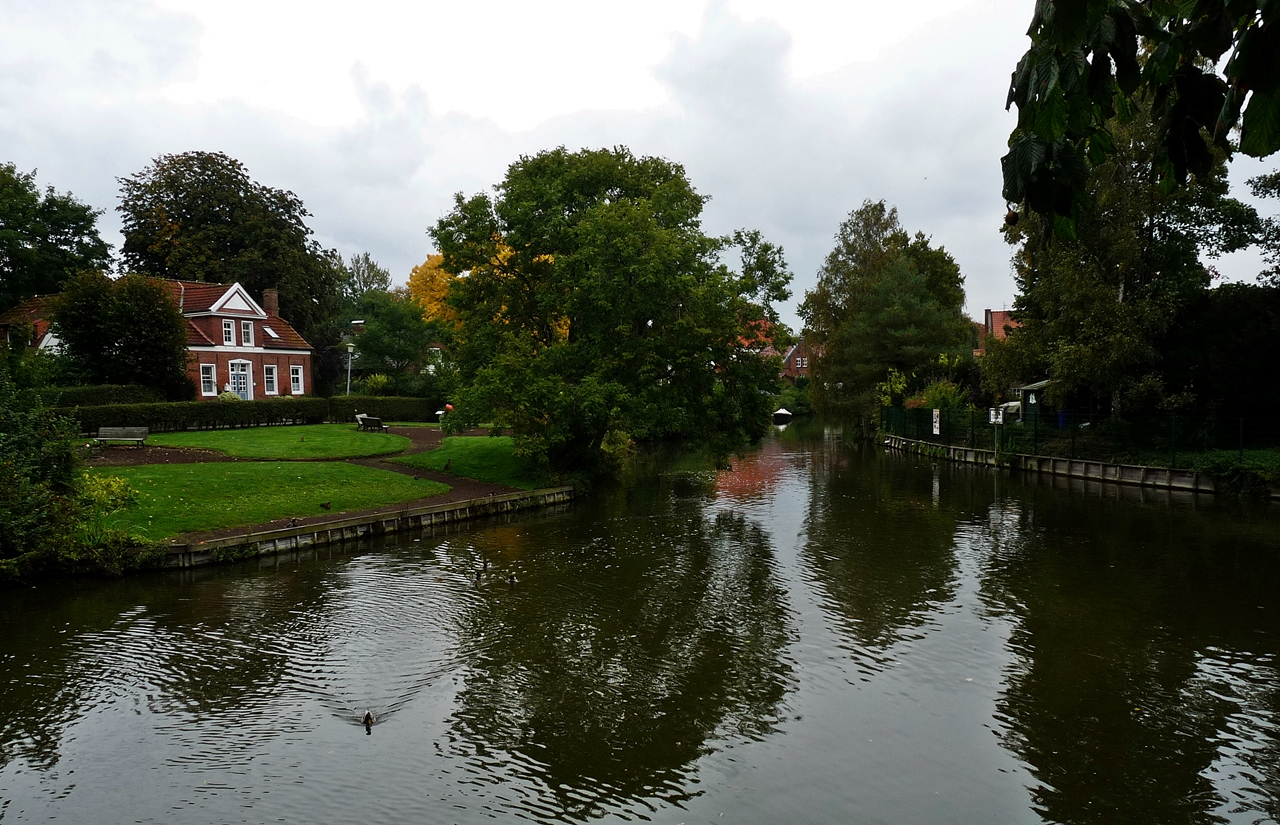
[442,475,794,820]
[800,441,960,664]
[977,484,1280,824]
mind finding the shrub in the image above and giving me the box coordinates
[56,396,436,433]
[327,396,437,423]
[18,384,165,409]
[359,374,392,395]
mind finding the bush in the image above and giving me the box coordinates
[63,396,329,433]
[906,380,968,411]
[16,384,165,409]
[327,396,437,423]
[56,396,437,434]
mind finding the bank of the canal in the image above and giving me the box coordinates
[2,424,1278,825]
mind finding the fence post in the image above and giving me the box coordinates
[1033,409,1039,455]
[1239,417,1244,463]
[1070,411,1076,460]
[1170,415,1177,467]
[970,409,975,448]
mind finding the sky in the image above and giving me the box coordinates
[2,0,1276,330]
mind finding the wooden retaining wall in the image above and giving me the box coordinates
[164,486,575,569]
[884,435,1221,494]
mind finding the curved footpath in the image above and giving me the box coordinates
[86,426,522,546]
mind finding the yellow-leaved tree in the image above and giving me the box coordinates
[407,253,459,328]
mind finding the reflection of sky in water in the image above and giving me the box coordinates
[2,428,1279,824]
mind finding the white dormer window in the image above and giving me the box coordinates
[241,320,253,347]
[264,326,280,340]
[223,319,234,345]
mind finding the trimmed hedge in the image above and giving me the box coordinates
[328,396,438,423]
[58,395,437,434]
[16,384,165,410]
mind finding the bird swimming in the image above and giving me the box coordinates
[363,710,374,733]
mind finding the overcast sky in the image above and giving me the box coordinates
[3,0,1276,329]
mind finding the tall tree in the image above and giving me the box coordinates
[0,163,112,313]
[800,200,969,421]
[406,252,460,329]
[342,251,392,306]
[117,151,344,392]
[432,146,792,473]
[352,291,439,394]
[52,272,192,399]
[1002,0,1280,242]
[987,110,1259,415]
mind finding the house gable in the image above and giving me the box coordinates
[210,284,266,316]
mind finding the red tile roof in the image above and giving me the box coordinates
[261,316,311,350]
[185,320,215,346]
[0,296,57,343]
[155,280,236,313]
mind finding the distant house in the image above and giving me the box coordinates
[0,280,313,401]
[973,309,1020,356]
[781,339,819,383]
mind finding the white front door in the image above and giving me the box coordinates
[229,361,252,400]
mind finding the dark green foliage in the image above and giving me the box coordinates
[59,395,434,434]
[116,151,345,392]
[352,291,443,394]
[800,200,970,422]
[0,163,111,313]
[989,109,1261,415]
[1003,0,1280,242]
[432,146,791,473]
[1162,282,1280,414]
[0,364,79,566]
[52,272,193,400]
[19,384,164,409]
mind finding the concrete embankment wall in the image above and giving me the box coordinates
[884,435,1233,496]
[165,487,575,568]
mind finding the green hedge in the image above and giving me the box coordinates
[21,384,165,408]
[328,396,438,423]
[57,396,437,434]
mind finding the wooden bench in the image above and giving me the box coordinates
[95,426,149,447]
[355,414,389,433]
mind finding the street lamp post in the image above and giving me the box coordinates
[346,343,355,395]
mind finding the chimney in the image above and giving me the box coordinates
[263,289,279,315]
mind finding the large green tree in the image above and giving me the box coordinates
[0,163,112,313]
[799,200,970,421]
[431,146,792,473]
[352,291,442,394]
[52,272,192,399]
[1003,0,1280,241]
[986,110,1259,415]
[117,151,345,391]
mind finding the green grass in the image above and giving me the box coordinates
[393,436,542,490]
[94,463,449,539]
[148,424,410,459]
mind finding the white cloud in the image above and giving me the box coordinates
[6,0,1271,331]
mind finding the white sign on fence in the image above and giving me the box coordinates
[932,409,941,435]
[989,407,1004,425]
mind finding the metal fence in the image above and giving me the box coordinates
[880,406,1280,466]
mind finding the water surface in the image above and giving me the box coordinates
[2,425,1279,823]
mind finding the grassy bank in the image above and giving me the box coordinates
[147,424,410,459]
[95,463,449,539]
[393,436,541,489]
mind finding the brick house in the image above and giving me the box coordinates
[780,339,819,384]
[0,280,313,400]
[973,309,1020,356]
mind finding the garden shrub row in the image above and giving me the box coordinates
[58,396,438,434]
[18,384,164,409]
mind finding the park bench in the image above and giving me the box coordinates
[355,414,389,433]
[95,426,149,447]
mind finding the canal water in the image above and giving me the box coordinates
[2,425,1279,824]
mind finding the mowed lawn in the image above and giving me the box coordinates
[393,436,541,490]
[148,424,409,459]
[96,463,449,539]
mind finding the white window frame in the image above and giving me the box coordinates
[290,365,304,395]
[263,364,277,395]
[200,364,217,396]
[241,320,253,347]
[222,319,235,345]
